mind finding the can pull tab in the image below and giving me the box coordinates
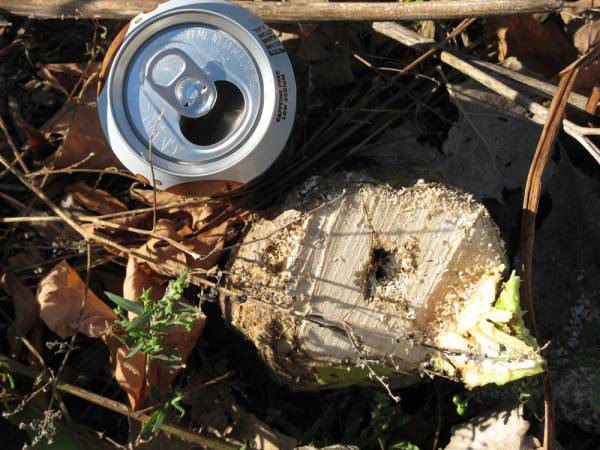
[146,48,216,118]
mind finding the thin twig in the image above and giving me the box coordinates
[26,167,140,181]
[0,113,30,174]
[85,216,203,260]
[397,17,476,75]
[373,22,600,164]
[0,354,240,450]
[0,197,213,223]
[0,152,210,277]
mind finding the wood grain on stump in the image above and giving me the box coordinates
[223,176,542,388]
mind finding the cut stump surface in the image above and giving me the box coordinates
[224,176,542,388]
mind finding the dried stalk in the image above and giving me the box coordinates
[519,43,600,450]
[465,57,590,112]
[0,0,563,22]
[0,152,211,277]
[372,22,600,164]
[85,216,204,260]
[0,114,29,174]
[0,354,240,450]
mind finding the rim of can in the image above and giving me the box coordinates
[97,0,296,189]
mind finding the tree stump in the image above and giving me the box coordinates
[223,176,543,389]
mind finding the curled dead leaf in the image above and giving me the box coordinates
[130,186,214,230]
[105,335,147,411]
[123,257,165,302]
[38,63,100,97]
[39,63,122,170]
[66,181,128,215]
[36,260,117,338]
[147,315,206,397]
[133,218,227,277]
[185,221,228,271]
[488,16,578,78]
[137,219,189,276]
[0,272,40,355]
[572,18,600,55]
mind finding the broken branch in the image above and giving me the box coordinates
[0,0,563,22]
[372,22,600,164]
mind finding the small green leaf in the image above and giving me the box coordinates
[105,292,145,315]
[171,394,186,418]
[452,394,469,416]
[142,409,166,435]
[125,311,152,331]
[151,409,167,433]
[126,341,145,359]
[494,271,537,347]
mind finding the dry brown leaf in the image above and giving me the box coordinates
[38,63,99,97]
[185,221,228,271]
[37,260,117,338]
[572,58,600,96]
[39,63,97,95]
[147,315,206,397]
[39,63,122,170]
[0,272,40,355]
[130,186,214,230]
[573,19,600,54]
[136,219,189,277]
[111,211,156,233]
[8,108,54,161]
[105,335,147,410]
[489,16,578,78]
[123,256,165,302]
[107,257,165,410]
[132,218,228,277]
[66,181,128,215]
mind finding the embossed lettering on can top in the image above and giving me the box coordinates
[97,0,296,190]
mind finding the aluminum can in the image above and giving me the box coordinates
[97,0,295,190]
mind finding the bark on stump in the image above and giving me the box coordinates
[223,176,543,389]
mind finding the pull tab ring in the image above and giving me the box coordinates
[146,47,217,118]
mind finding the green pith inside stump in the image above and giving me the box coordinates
[223,177,543,389]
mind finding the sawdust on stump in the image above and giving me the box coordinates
[223,176,542,389]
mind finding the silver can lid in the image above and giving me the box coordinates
[98,0,296,189]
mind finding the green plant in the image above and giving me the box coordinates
[0,361,15,400]
[142,393,186,434]
[106,270,199,370]
[452,394,469,416]
[360,391,413,449]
